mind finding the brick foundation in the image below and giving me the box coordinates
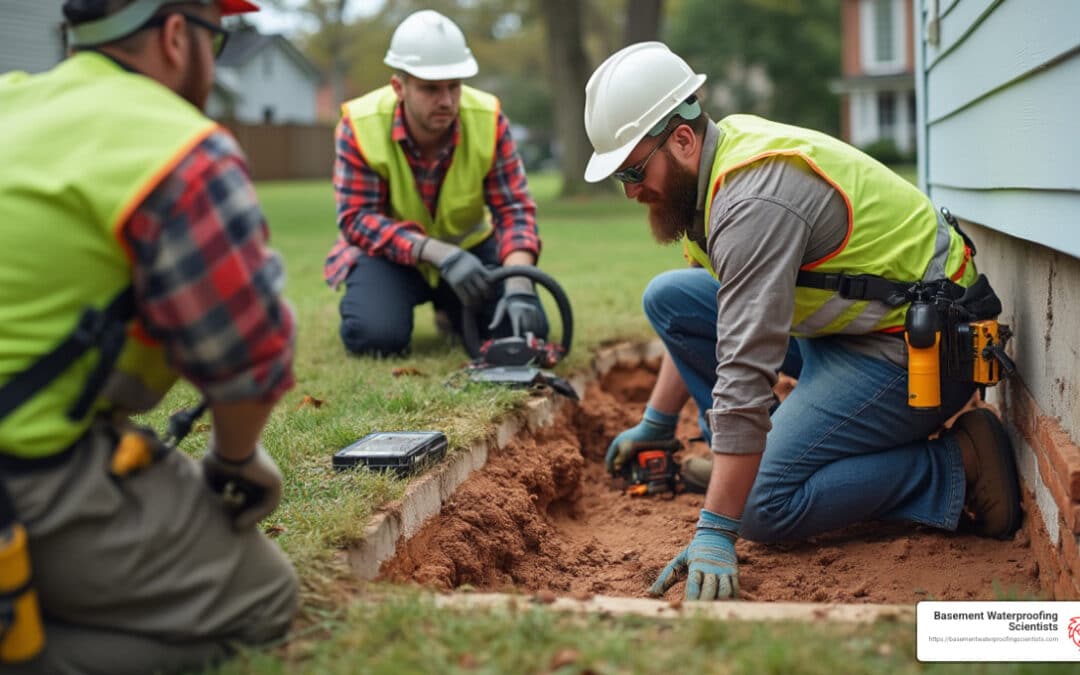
[1009,383,1080,599]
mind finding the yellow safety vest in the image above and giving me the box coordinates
[0,52,219,458]
[343,84,498,285]
[685,114,976,336]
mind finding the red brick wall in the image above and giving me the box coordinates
[1010,383,1080,598]
[842,0,861,76]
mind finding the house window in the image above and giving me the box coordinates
[263,106,275,124]
[860,0,905,74]
[263,52,274,78]
[877,91,896,140]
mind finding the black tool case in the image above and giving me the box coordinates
[332,431,447,476]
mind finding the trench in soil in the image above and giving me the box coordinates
[380,358,1042,603]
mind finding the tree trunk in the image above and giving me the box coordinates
[540,0,607,196]
[624,0,663,45]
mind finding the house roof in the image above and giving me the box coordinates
[217,27,322,82]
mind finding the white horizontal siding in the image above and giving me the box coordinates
[926,0,1079,121]
[0,0,66,74]
[926,53,1080,191]
[924,0,998,67]
[928,186,1080,258]
[917,0,1080,258]
[226,46,317,124]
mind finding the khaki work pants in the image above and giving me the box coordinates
[0,420,298,675]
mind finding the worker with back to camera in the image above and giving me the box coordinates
[0,1,299,672]
[324,9,548,356]
[583,42,1022,601]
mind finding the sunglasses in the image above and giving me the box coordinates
[141,13,231,58]
[612,126,676,184]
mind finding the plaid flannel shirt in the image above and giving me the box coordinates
[323,101,539,288]
[121,130,295,404]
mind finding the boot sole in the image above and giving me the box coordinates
[965,409,1023,539]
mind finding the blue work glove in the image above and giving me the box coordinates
[605,405,678,475]
[488,292,547,337]
[648,509,740,601]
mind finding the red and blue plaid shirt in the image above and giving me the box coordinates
[323,100,540,288]
[122,130,295,404]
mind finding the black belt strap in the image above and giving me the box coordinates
[0,286,135,423]
[795,271,913,307]
[0,478,14,530]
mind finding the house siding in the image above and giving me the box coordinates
[917,0,1080,255]
[225,45,317,124]
[916,0,1080,598]
[0,0,66,75]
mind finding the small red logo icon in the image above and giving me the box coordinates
[1069,617,1080,650]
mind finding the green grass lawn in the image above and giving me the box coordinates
[138,172,686,634]
[175,168,1053,674]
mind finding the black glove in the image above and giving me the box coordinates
[488,292,547,337]
[202,443,283,530]
[439,249,494,308]
[417,238,493,308]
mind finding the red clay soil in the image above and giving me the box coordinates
[380,364,1042,603]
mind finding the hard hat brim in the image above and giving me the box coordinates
[386,58,479,81]
[584,142,640,183]
[218,0,260,14]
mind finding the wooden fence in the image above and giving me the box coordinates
[219,120,336,181]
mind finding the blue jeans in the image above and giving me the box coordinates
[338,235,548,355]
[642,268,974,541]
[642,269,802,438]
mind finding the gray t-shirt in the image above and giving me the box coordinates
[697,123,906,456]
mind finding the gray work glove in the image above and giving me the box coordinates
[488,275,546,337]
[417,237,493,308]
[202,443,283,530]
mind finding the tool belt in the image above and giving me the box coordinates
[795,210,1015,410]
[0,480,44,663]
[796,269,1016,386]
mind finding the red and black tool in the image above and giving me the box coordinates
[620,439,683,497]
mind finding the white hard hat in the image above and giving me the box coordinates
[384,10,478,80]
[583,42,707,183]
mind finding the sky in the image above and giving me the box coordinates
[248,0,387,36]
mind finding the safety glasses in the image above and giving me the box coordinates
[612,126,676,184]
[141,12,231,58]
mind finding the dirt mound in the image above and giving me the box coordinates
[380,366,1041,602]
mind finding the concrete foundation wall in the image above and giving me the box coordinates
[967,222,1080,598]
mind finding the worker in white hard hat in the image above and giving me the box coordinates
[584,42,1021,601]
[324,9,547,356]
[0,0,298,672]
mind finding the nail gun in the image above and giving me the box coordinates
[620,439,683,497]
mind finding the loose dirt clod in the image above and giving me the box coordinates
[380,364,1042,603]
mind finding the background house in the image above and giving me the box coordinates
[832,0,917,159]
[0,3,319,127]
[208,25,321,124]
[915,0,1080,597]
[0,0,66,74]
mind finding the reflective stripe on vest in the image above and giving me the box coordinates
[0,52,215,458]
[344,85,498,286]
[687,114,976,337]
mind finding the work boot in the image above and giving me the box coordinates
[952,409,1022,539]
[681,456,711,494]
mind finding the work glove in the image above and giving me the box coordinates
[417,237,493,308]
[202,443,283,530]
[488,275,547,337]
[605,405,678,475]
[649,509,740,601]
